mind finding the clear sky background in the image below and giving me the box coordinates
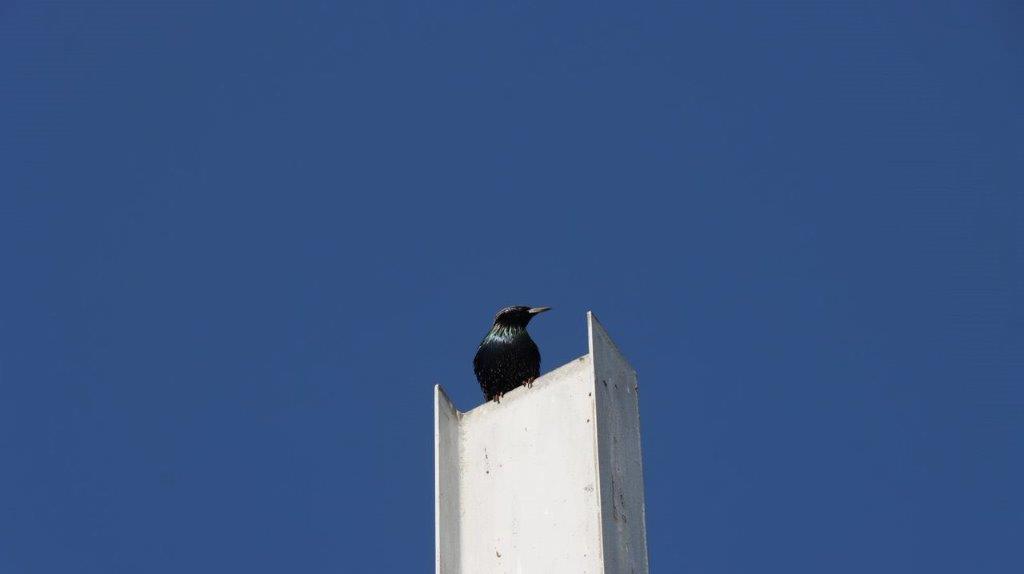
[2,1,1021,572]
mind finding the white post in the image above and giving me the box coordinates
[435,312,649,574]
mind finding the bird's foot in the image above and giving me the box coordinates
[525,378,535,389]
[492,393,503,403]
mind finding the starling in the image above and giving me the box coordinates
[473,306,551,402]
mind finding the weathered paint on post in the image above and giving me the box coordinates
[435,312,649,573]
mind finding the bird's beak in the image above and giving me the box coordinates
[528,306,552,315]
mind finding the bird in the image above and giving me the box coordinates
[473,306,551,402]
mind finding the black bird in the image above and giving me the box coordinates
[473,306,551,402]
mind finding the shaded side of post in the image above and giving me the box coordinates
[434,386,461,574]
[589,312,650,572]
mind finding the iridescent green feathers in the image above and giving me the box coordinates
[473,306,550,402]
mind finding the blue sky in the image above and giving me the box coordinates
[2,1,1021,572]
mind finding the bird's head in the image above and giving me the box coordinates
[492,305,551,328]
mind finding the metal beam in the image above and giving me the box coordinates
[435,312,649,573]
